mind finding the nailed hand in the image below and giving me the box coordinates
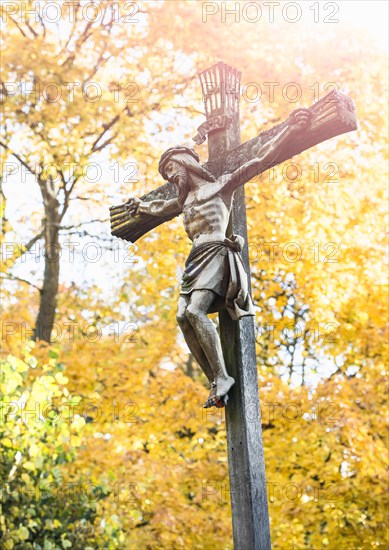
[125,197,141,216]
[289,107,312,130]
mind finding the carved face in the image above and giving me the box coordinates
[165,159,185,184]
[165,158,189,194]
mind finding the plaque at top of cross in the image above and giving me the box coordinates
[109,62,357,549]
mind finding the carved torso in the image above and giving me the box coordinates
[183,184,233,246]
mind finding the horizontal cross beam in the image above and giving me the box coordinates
[214,89,357,174]
[110,90,356,243]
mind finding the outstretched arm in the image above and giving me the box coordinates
[126,196,181,217]
[224,108,312,195]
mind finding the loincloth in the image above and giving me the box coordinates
[180,234,255,321]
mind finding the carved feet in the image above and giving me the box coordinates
[203,376,235,409]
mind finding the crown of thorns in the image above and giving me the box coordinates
[158,146,200,180]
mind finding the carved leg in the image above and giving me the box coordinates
[176,295,214,384]
[185,290,235,404]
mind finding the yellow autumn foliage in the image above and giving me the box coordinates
[1,1,387,549]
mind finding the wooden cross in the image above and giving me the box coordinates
[110,62,357,549]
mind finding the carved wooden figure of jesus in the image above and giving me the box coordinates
[124,108,311,408]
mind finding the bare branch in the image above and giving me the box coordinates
[8,15,27,38]
[61,19,94,67]
[36,9,46,37]
[59,175,81,220]
[0,141,38,177]
[91,114,121,153]
[22,230,45,252]
[59,1,81,54]
[24,19,39,38]
[92,133,118,154]
[0,273,41,292]
[59,218,109,231]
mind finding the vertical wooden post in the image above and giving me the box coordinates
[199,63,271,549]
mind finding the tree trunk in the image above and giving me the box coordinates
[33,196,60,343]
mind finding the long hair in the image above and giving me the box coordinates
[171,153,216,208]
[173,153,216,182]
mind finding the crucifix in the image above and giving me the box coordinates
[110,62,357,549]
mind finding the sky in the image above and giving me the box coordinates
[339,0,388,52]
